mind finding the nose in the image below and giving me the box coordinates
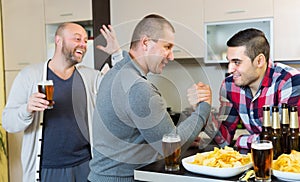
[227,62,236,73]
[80,39,87,48]
[168,50,174,61]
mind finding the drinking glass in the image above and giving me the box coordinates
[251,140,273,181]
[38,80,54,109]
[162,132,181,171]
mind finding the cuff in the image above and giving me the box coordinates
[111,49,123,66]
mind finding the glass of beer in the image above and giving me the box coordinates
[251,140,273,182]
[162,132,181,171]
[38,80,54,109]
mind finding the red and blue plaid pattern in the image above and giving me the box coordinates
[212,61,300,149]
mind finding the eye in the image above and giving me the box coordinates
[165,44,173,50]
[234,60,241,65]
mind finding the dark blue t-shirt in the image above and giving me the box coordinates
[41,68,90,168]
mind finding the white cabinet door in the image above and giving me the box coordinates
[110,0,204,58]
[44,0,92,24]
[274,0,300,61]
[2,0,46,70]
[4,70,23,182]
[204,0,273,22]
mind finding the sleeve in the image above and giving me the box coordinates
[2,70,35,133]
[210,81,241,147]
[127,81,211,155]
[100,50,124,75]
[111,49,124,66]
[280,73,300,126]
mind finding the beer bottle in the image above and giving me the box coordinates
[289,106,299,151]
[260,105,272,141]
[271,106,282,159]
[281,103,290,154]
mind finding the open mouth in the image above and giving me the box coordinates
[75,49,84,56]
[232,73,241,80]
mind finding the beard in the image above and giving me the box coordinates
[62,43,85,65]
[234,73,259,88]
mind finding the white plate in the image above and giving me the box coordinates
[182,154,252,178]
[272,169,300,181]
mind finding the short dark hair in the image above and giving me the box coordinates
[227,28,270,62]
[130,14,175,49]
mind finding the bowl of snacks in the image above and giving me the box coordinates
[182,146,252,178]
[272,150,300,181]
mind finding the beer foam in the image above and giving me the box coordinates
[251,142,273,150]
[162,136,180,143]
[38,80,53,85]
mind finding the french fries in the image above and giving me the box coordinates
[272,150,300,173]
[191,146,251,168]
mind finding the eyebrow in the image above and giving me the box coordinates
[73,33,88,40]
[228,58,242,62]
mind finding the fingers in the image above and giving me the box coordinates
[100,25,111,40]
[187,84,199,106]
[187,82,212,107]
[27,92,49,113]
[98,25,121,54]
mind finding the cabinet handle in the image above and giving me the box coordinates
[18,62,30,66]
[226,10,246,14]
[60,13,73,17]
[173,50,181,53]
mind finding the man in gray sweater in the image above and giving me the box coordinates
[89,14,212,182]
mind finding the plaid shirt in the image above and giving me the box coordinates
[212,61,300,149]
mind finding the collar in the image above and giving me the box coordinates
[260,60,275,88]
[125,52,148,80]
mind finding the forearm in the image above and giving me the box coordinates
[235,133,260,149]
[177,101,211,152]
[2,103,34,133]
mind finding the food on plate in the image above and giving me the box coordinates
[190,146,251,168]
[272,150,300,173]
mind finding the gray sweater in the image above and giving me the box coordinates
[89,52,211,182]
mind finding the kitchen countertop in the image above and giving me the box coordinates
[134,144,285,182]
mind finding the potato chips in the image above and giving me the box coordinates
[190,146,251,168]
[272,150,300,173]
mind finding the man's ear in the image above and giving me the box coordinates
[141,36,150,51]
[55,35,62,46]
[256,53,266,68]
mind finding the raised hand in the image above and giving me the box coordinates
[97,25,121,54]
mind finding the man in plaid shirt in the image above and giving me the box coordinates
[204,28,300,149]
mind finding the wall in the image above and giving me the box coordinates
[0,3,9,182]
[150,60,300,113]
[149,59,226,112]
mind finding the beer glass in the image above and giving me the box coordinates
[38,80,54,109]
[251,140,273,182]
[162,132,181,171]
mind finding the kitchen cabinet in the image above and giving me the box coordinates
[205,19,273,63]
[4,70,22,182]
[2,0,46,70]
[274,0,300,61]
[110,0,205,58]
[44,0,92,24]
[204,0,273,22]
